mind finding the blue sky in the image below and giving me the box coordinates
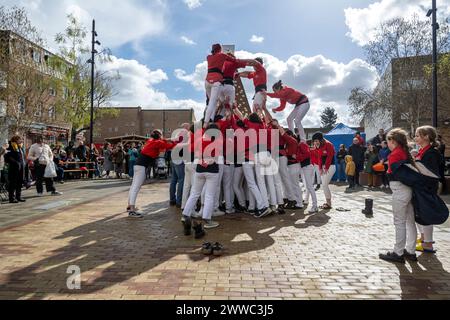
[3,0,450,126]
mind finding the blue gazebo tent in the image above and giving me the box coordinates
[324,123,366,181]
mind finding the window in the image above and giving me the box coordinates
[49,87,56,97]
[34,103,42,117]
[48,106,55,119]
[0,71,6,88]
[0,100,6,117]
[30,48,41,63]
[18,97,25,113]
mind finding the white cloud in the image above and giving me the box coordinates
[101,56,205,120]
[344,0,450,46]
[174,51,378,127]
[183,0,203,10]
[250,35,265,43]
[1,0,168,50]
[180,36,197,45]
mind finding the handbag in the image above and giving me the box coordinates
[44,160,57,178]
[372,162,385,172]
[38,146,49,165]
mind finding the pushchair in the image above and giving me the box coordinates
[155,157,168,180]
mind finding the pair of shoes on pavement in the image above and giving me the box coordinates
[202,242,224,256]
[182,217,218,239]
[254,207,271,218]
[379,250,418,264]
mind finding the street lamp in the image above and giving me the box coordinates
[428,0,439,128]
[89,19,101,176]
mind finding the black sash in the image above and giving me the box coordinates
[208,68,223,75]
[295,95,309,106]
[255,84,267,93]
[222,77,234,85]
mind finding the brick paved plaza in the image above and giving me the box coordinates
[0,181,449,300]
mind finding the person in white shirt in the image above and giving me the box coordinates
[27,136,62,196]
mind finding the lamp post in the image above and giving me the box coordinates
[87,19,101,177]
[427,0,439,128]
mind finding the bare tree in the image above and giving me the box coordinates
[349,15,450,134]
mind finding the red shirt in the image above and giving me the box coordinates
[283,133,298,160]
[141,139,175,159]
[222,59,247,79]
[296,142,311,163]
[416,145,431,161]
[387,146,408,174]
[267,86,306,112]
[356,136,365,146]
[206,53,235,83]
[317,140,335,170]
[245,62,267,88]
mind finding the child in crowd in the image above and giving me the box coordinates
[345,155,356,190]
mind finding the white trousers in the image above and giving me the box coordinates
[302,165,318,207]
[128,165,147,206]
[288,163,303,205]
[273,172,285,205]
[233,166,246,207]
[242,163,265,210]
[321,165,336,201]
[181,163,195,209]
[205,81,223,123]
[183,172,218,221]
[417,224,434,243]
[220,84,235,107]
[390,181,417,255]
[287,102,310,141]
[313,164,322,185]
[255,163,270,209]
[278,156,292,200]
[253,91,267,112]
[222,165,235,211]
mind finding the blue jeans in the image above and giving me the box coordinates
[129,160,136,178]
[170,162,185,205]
[337,160,347,182]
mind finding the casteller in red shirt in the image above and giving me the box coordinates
[206,53,236,84]
[245,61,267,89]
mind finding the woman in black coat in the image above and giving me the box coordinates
[3,136,26,203]
[414,126,444,253]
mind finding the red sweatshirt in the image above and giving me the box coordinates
[222,59,247,79]
[283,133,299,164]
[267,86,307,112]
[387,146,408,174]
[141,139,175,159]
[296,142,311,167]
[317,140,336,170]
[206,53,236,83]
[245,62,267,89]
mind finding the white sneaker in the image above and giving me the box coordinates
[204,220,220,229]
[212,210,225,217]
[308,206,319,214]
[37,193,44,197]
[225,209,235,214]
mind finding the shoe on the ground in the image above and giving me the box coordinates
[17,198,26,203]
[201,242,213,255]
[128,211,144,219]
[59,181,65,184]
[182,216,192,236]
[403,250,418,262]
[51,191,63,196]
[379,251,405,264]
[212,210,225,217]
[277,207,286,215]
[247,209,256,216]
[204,220,220,229]
[254,207,270,218]
[212,242,224,256]
[308,206,319,214]
[170,201,177,206]
[226,209,236,215]
[293,206,304,211]
[193,222,206,239]
[284,200,297,210]
[37,193,44,197]
[303,200,309,206]
[9,199,19,204]
[315,185,321,191]
[191,211,202,219]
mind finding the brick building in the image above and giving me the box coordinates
[0,30,72,147]
[89,107,196,144]
[365,54,450,156]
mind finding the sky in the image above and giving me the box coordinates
[2,0,450,127]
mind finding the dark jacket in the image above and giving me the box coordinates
[337,149,347,162]
[391,160,449,226]
[371,134,386,149]
[348,144,365,169]
[4,144,26,172]
[418,147,443,178]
